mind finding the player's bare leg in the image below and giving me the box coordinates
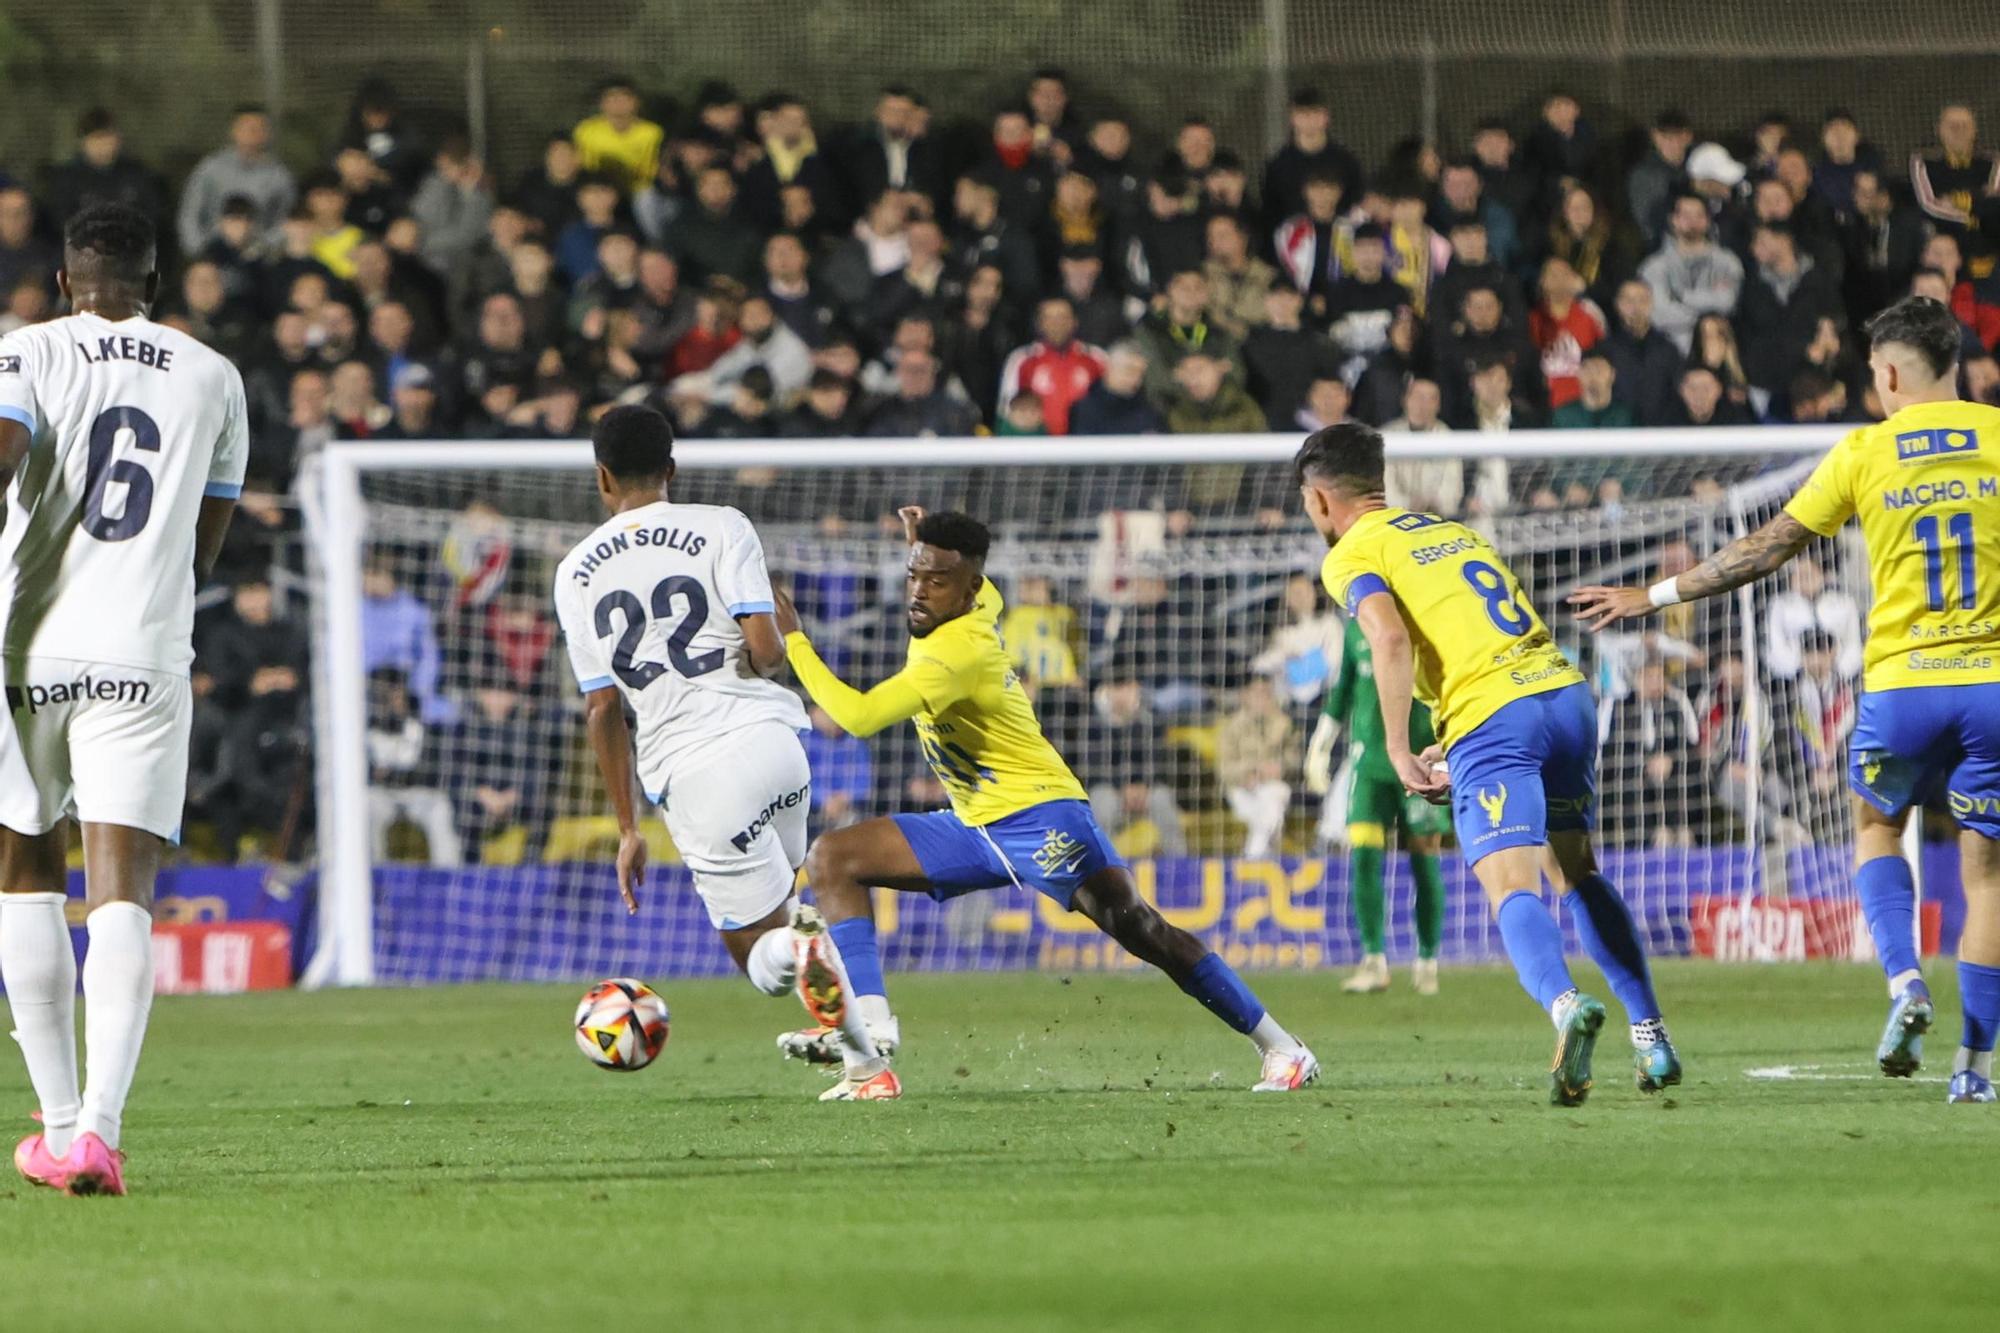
[1067,866,1319,1091]
[1,822,80,1188]
[1407,830,1445,996]
[1948,828,2000,1103]
[1850,799,1932,1077]
[719,899,891,1099]
[1545,832,1678,1092]
[59,821,164,1195]
[1472,846,1604,1106]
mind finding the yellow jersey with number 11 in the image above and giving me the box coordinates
[1784,399,2000,692]
[1319,508,1584,748]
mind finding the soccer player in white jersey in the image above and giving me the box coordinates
[0,204,245,1194]
[555,405,896,1101]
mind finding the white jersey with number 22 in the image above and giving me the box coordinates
[0,311,248,673]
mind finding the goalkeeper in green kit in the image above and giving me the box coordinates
[1306,615,1450,995]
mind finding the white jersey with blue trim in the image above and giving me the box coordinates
[553,500,806,795]
[0,312,247,673]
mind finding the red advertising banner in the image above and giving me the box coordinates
[1688,895,1942,962]
[151,922,293,995]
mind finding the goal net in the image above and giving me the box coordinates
[300,428,1893,987]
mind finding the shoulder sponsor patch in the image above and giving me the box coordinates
[1387,512,1446,531]
[0,355,20,374]
[1895,426,1978,463]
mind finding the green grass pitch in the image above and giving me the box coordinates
[3,961,1995,1331]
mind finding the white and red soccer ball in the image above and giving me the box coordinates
[574,978,671,1071]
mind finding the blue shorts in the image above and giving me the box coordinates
[893,799,1126,908]
[1849,682,2000,836]
[1446,682,1598,863]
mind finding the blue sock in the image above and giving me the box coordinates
[1569,874,1660,1023]
[1855,855,1925,993]
[1495,891,1576,1011]
[1176,953,1266,1034]
[1961,962,2000,1053]
[827,917,886,997]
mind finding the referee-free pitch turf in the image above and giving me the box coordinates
[2,961,1994,1332]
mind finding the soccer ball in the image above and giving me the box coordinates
[574,978,671,1071]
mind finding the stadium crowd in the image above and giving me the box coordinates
[4,71,1993,861]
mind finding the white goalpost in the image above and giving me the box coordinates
[299,427,1915,989]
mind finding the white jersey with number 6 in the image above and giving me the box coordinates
[554,500,808,800]
[0,311,248,673]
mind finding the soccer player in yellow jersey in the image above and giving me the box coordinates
[1298,424,1681,1106]
[774,507,1320,1093]
[571,77,663,196]
[1576,295,2000,1103]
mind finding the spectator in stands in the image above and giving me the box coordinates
[1911,103,2000,256]
[1599,659,1701,849]
[1385,187,1449,318]
[1436,284,1543,426]
[553,174,621,283]
[1523,90,1596,222]
[1550,350,1630,428]
[1544,184,1634,310]
[760,230,833,347]
[1737,222,1844,399]
[937,265,1015,425]
[1165,353,1265,435]
[1070,341,1165,435]
[1695,652,1779,838]
[0,277,49,336]
[1133,268,1242,406]
[47,107,164,230]
[740,93,836,232]
[1201,213,1278,339]
[194,577,308,860]
[571,76,663,196]
[1325,223,1403,371]
[1294,376,1353,432]
[1271,168,1347,318]
[980,108,1055,228]
[1602,279,1682,426]
[777,368,861,436]
[1083,673,1186,856]
[365,667,462,867]
[1461,354,1543,434]
[1347,303,1422,425]
[840,85,944,212]
[448,675,556,860]
[1056,246,1126,348]
[339,78,427,195]
[1252,573,1342,709]
[1741,175,1844,283]
[295,172,363,281]
[409,138,493,280]
[1840,168,1925,323]
[333,146,400,235]
[1689,312,1756,413]
[999,574,1083,691]
[1244,284,1342,425]
[1433,157,1520,273]
[950,171,1041,307]
[196,195,269,312]
[1383,380,1468,516]
[1812,109,1880,217]
[1765,556,1864,681]
[1469,118,1533,235]
[996,392,1044,436]
[695,294,812,405]
[177,103,295,253]
[998,297,1106,436]
[801,705,872,833]
[362,555,451,725]
[1925,232,2000,350]
[670,165,761,286]
[329,359,389,437]
[1639,191,1745,354]
[375,363,443,439]
[0,190,52,304]
[1966,352,2000,407]
[513,133,583,241]
[863,348,975,436]
[866,217,959,340]
[1671,365,1754,428]
[1529,256,1606,409]
[1779,630,1858,840]
[1049,169,1106,261]
[1217,677,1294,859]
[1262,89,1362,231]
[1430,216,1525,338]
[458,291,543,406]
[1788,367,1862,424]
[1626,110,1693,248]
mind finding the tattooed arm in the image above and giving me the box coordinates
[1568,513,1816,631]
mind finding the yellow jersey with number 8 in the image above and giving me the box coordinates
[1784,399,2000,692]
[1319,508,1584,748]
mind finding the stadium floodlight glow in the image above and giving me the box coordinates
[301,427,1913,989]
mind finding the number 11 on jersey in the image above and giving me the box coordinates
[1915,512,1976,612]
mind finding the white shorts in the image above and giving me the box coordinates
[658,720,811,931]
[0,658,192,843]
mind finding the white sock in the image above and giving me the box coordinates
[1630,1017,1669,1048]
[744,927,795,997]
[1888,968,1924,999]
[857,994,895,1030]
[78,901,154,1151]
[1249,1013,1303,1055]
[1954,1046,1996,1079]
[0,892,79,1156]
[1550,987,1580,1027]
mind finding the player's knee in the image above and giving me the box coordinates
[803,834,867,912]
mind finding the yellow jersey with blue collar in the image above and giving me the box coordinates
[1319,508,1584,748]
[904,579,1089,824]
[1785,399,2000,692]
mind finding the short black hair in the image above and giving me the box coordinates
[1865,295,1962,379]
[1293,421,1385,496]
[1654,108,1692,132]
[77,107,117,137]
[914,511,991,563]
[592,404,675,483]
[63,202,155,286]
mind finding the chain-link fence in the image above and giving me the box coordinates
[3,1,1996,196]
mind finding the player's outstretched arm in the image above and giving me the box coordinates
[1569,512,1814,632]
[898,505,926,544]
[581,687,645,914]
[1352,590,1447,800]
[774,586,929,738]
